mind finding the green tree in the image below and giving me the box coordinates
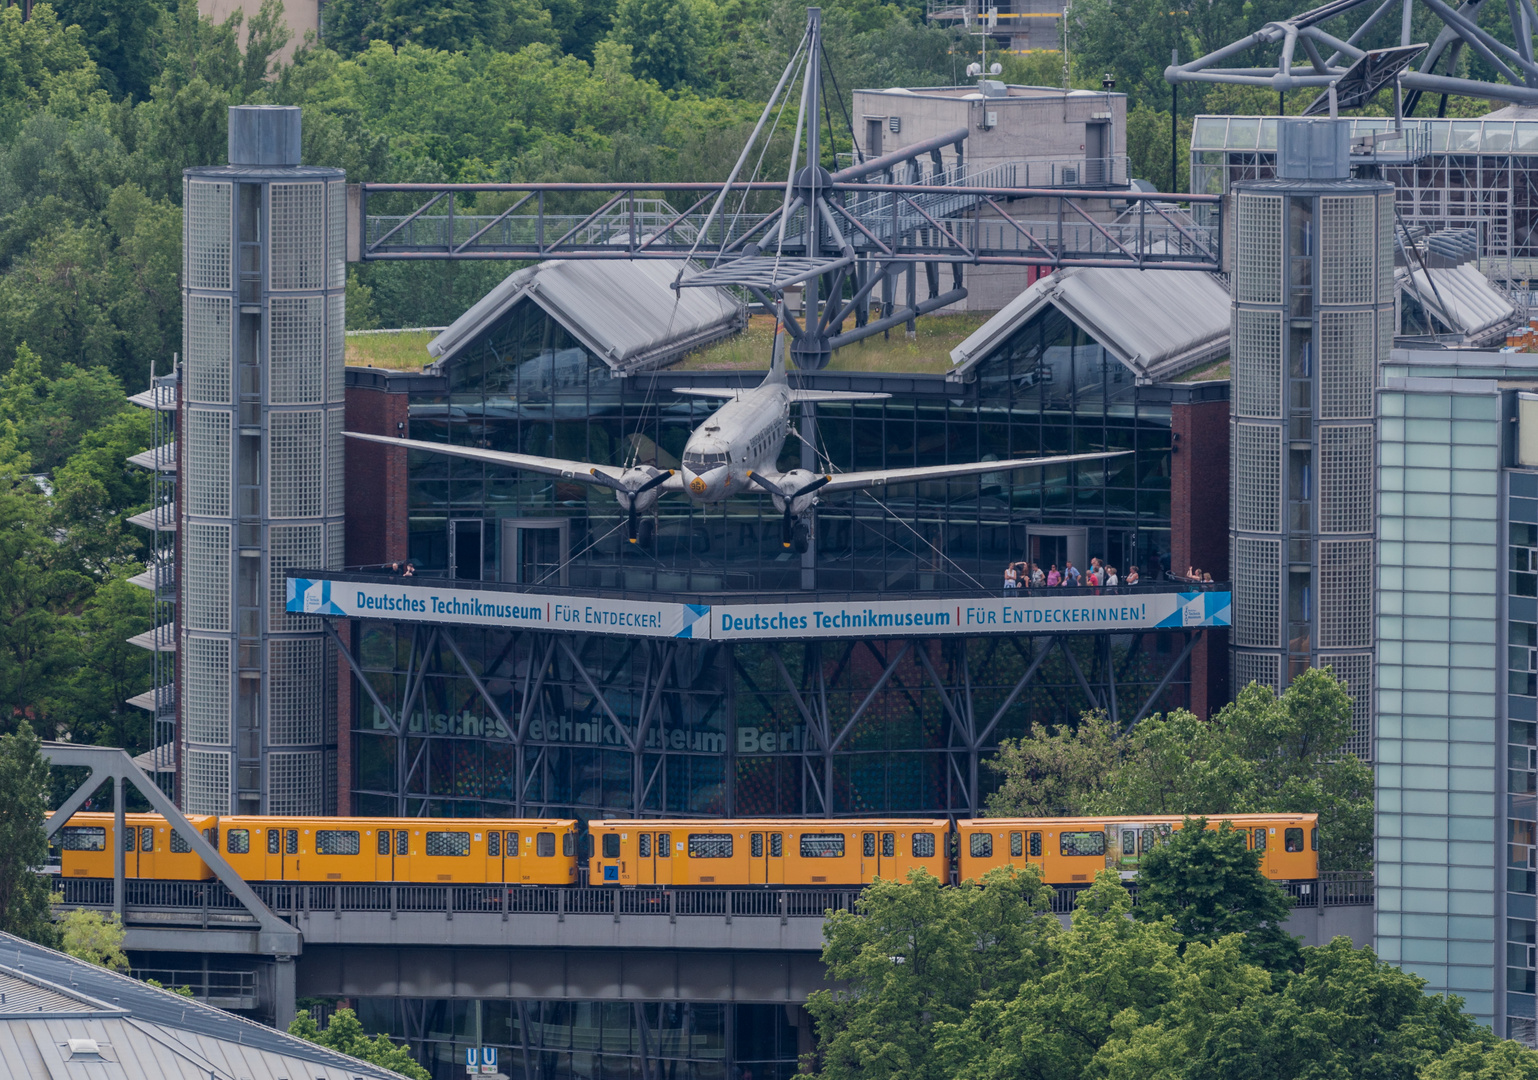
[0,720,60,947]
[58,908,129,971]
[983,709,1119,816]
[607,0,719,91]
[48,0,166,101]
[1135,817,1300,972]
[63,572,154,751]
[289,1007,431,1079]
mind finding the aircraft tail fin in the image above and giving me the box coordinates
[767,321,788,384]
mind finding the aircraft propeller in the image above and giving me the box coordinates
[747,470,831,549]
[588,467,674,543]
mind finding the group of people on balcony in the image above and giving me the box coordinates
[1178,567,1216,583]
[1003,557,1139,593]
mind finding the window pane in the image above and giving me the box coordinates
[507,832,519,857]
[269,830,281,854]
[658,832,671,857]
[537,832,556,857]
[398,831,409,856]
[913,832,935,858]
[970,833,993,858]
[602,834,621,858]
[639,834,652,858]
[488,832,500,857]
[1029,832,1042,857]
[691,833,735,858]
[316,830,361,856]
[800,833,845,858]
[171,830,191,854]
[1010,832,1023,857]
[1254,828,1267,852]
[59,827,106,851]
[770,833,782,857]
[1060,831,1106,857]
[862,833,875,857]
[882,833,895,858]
[285,830,298,855]
[427,831,470,857]
[1285,828,1303,853]
[227,829,250,854]
[751,833,764,857]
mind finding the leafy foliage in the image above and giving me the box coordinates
[987,668,1374,871]
[809,869,1537,1080]
[58,907,129,971]
[0,720,60,946]
[289,1007,431,1079]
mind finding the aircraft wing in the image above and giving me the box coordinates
[671,388,890,402]
[344,432,685,490]
[818,450,1130,494]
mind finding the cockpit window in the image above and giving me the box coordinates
[683,452,728,470]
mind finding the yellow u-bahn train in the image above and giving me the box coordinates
[51,812,1320,889]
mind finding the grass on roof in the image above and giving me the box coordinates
[676,312,988,374]
[345,330,438,371]
[1173,357,1230,382]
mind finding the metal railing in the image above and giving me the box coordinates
[130,967,258,1001]
[58,873,1372,927]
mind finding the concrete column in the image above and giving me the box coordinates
[273,955,297,1030]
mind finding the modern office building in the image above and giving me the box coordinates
[1374,347,1538,1041]
[1228,118,1390,759]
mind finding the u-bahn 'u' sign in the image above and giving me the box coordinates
[288,577,1231,640]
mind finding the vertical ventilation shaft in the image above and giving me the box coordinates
[181,106,345,814]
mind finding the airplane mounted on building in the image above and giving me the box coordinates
[347,332,1124,552]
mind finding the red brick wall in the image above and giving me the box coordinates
[344,385,410,568]
[1171,397,1231,719]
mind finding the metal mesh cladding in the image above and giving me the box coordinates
[184,748,231,814]
[327,521,345,573]
[185,295,233,404]
[1319,426,1374,533]
[1319,312,1375,419]
[182,523,231,631]
[268,296,326,405]
[267,750,324,815]
[182,637,232,744]
[1235,309,1283,418]
[184,180,232,291]
[328,182,346,290]
[1234,651,1282,694]
[268,411,324,517]
[268,182,327,291]
[1235,195,1283,304]
[1378,193,1395,304]
[186,409,232,517]
[268,523,324,628]
[327,295,345,402]
[268,638,325,745]
[1322,651,1373,759]
[1319,196,1377,305]
[1318,539,1373,649]
[1234,423,1283,532]
[326,411,345,517]
[1233,537,1282,647]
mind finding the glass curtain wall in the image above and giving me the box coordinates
[403,297,1177,593]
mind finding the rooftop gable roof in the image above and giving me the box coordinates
[427,259,746,374]
[1396,262,1521,345]
[948,266,1231,384]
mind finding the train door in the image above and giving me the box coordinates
[376,827,397,882]
[120,819,138,878]
[654,831,674,885]
[1114,825,1139,876]
[272,826,300,879]
[485,828,505,882]
[861,831,894,881]
[637,833,656,885]
[1253,826,1272,877]
[748,831,784,885]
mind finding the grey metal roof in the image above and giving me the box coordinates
[428,258,747,374]
[949,266,1231,384]
[126,443,176,473]
[125,624,175,653]
[0,933,402,1080]
[1396,262,1521,345]
[125,506,175,533]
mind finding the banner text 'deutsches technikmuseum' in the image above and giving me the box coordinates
[288,578,1232,640]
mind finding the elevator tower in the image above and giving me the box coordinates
[180,106,346,814]
[1230,118,1389,756]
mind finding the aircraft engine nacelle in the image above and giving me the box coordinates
[774,469,824,516]
[613,466,668,513]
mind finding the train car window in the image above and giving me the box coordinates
[489,832,500,857]
[882,833,895,858]
[170,830,191,854]
[769,834,783,858]
[913,832,935,858]
[1010,832,1023,857]
[751,834,764,857]
[602,834,621,859]
[227,829,250,854]
[285,830,299,855]
[379,831,391,855]
[1059,832,1106,857]
[800,834,844,858]
[397,831,409,856]
[640,834,652,858]
[427,832,470,857]
[690,834,735,858]
[564,833,575,857]
[1285,828,1304,853]
[1122,831,1136,856]
[1029,832,1042,857]
[1253,828,1267,852]
[1311,827,1318,851]
[969,833,992,858]
[862,833,875,857]
[537,832,556,857]
[658,832,671,856]
[123,828,136,852]
[317,830,361,856]
[58,827,106,851]
[507,832,519,857]
[268,830,281,855]
[141,827,153,852]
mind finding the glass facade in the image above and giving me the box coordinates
[355,998,804,1080]
[402,294,1180,594]
[1376,371,1503,1032]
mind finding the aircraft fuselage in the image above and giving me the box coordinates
[679,383,793,503]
